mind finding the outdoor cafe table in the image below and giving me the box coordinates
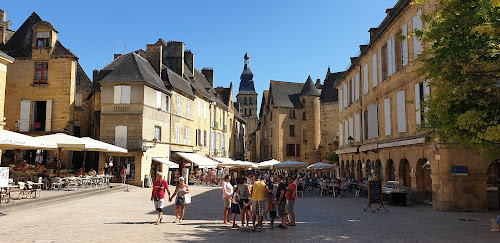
[0,184,18,204]
[31,182,43,199]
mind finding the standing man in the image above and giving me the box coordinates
[222,175,233,224]
[286,177,297,226]
[250,176,271,232]
[276,175,287,229]
[151,172,170,225]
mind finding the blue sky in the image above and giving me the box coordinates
[2,0,397,108]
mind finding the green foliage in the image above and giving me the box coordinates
[416,0,500,157]
[327,153,339,162]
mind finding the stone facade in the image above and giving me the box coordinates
[335,0,496,212]
[0,51,14,130]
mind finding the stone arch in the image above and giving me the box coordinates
[416,158,432,204]
[374,159,383,181]
[340,160,345,178]
[398,159,411,187]
[386,159,395,181]
[350,160,355,179]
[365,159,372,179]
[357,160,363,181]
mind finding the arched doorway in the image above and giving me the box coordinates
[357,160,363,181]
[386,159,395,181]
[416,158,432,204]
[350,160,355,179]
[374,160,383,181]
[365,160,372,179]
[487,159,500,210]
[341,161,345,178]
[399,159,411,187]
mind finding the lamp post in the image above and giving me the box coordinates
[347,136,354,146]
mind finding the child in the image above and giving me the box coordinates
[267,191,277,229]
[231,186,241,228]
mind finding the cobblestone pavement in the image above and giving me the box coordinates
[1,186,499,243]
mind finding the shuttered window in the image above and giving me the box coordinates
[355,72,360,100]
[372,54,378,88]
[177,96,182,116]
[20,100,31,132]
[204,102,207,119]
[363,64,369,95]
[344,120,349,145]
[343,83,348,108]
[75,93,82,107]
[339,88,343,111]
[415,83,422,126]
[114,85,131,104]
[413,9,423,58]
[378,48,383,82]
[186,127,190,145]
[384,98,392,136]
[367,104,379,139]
[354,114,361,142]
[176,125,182,144]
[154,126,161,141]
[348,117,354,142]
[45,100,52,132]
[115,126,127,148]
[186,100,191,119]
[397,91,407,133]
[339,122,343,146]
[402,24,409,67]
[156,91,162,109]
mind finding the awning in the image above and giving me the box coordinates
[274,160,309,169]
[176,152,218,168]
[307,162,335,170]
[257,159,281,169]
[80,137,128,153]
[0,130,58,150]
[212,157,255,168]
[152,158,179,169]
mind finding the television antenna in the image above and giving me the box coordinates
[115,35,127,54]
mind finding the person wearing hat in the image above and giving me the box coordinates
[170,176,190,223]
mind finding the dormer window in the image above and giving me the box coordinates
[36,32,50,48]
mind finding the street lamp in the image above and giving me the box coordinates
[347,136,354,145]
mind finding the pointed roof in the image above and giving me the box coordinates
[100,52,169,93]
[300,76,321,96]
[238,52,257,95]
[321,70,344,103]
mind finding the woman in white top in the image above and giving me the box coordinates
[169,176,190,223]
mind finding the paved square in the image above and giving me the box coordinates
[1,186,499,242]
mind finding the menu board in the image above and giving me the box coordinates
[0,167,8,187]
[369,181,382,204]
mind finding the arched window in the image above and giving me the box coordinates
[245,108,247,115]
[244,97,247,105]
[249,109,252,116]
[249,98,253,105]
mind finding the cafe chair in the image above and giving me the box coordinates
[51,177,63,191]
[17,182,29,199]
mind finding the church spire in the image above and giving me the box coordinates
[238,52,256,94]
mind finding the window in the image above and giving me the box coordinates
[154,126,161,141]
[287,144,300,157]
[397,91,407,133]
[415,81,430,125]
[177,96,182,116]
[36,32,50,48]
[381,44,388,81]
[176,125,182,144]
[302,112,306,120]
[165,96,170,111]
[156,91,162,109]
[372,54,378,89]
[401,24,409,68]
[249,98,253,105]
[339,88,343,111]
[355,72,360,101]
[290,125,295,137]
[244,108,247,116]
[289,110,296,119]
[263,115,267,125]
[186,100,191,119]
[339,122,343,146]
[413,9,423,58]
[367,104,379,139]
[203,130,207,146]
[303,130,307,140]
[113,85,131,104]
[74,125,81,137]
[244,97,247,105]
[34,62,48,83]
[33,101,47,131]
[75,93,82,107]
[354,114,361,142]
[249,109,252,116]
[343,83,348,108]
[270,111,272,121]
[185,127,190,145]
[115,126,127,148]
[363,64,369,95]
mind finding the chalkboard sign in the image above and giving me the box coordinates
[368,181,382,204]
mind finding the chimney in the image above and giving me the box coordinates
[164,41,184,77]
[184,50,194,73]
[202,68,214,87]
[315,79,321,88]
[146,43,163,77]
[0,9,5,22]
[369,28,378,42]
[114,54,122,60]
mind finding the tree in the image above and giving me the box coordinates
[415,0,500,157]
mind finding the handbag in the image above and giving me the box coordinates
[184,193,192,204]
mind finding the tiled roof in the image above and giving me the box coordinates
[51,40,77,59]
[300,76,321,97]
[269,80,304,109]
[100,52,169,93]
[320,71,343,103]
[162,65,195,98]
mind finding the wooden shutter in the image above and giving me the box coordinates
[186,100,191,119]
[186,127,190,145]
[296,144,300,157]
[286,144,290,157]
[354,113,361,142]
[115,126,127,148]
[343,84,348,108]
[355,72,360,100]
[402,24,409,67]
[372,54,378,88]
[415,83,422,126]
[177,96,182,116]
[113,86,121,104]
[361,110,366,140]
[121,86,131,104]
[384,98,391,136]
[391,35,397,74]
[397,91,407,133]
[423,79,430,115]
[363,65,368,95]
[378,48,383,82]
[339,88,343,111]
[45,100,52,132]
[386,38,393,77]
[349,117,354,140]
[351,77,355,103]
[413,9,423,58]
[20,100,31,132]
[367,104,379,139]
[156,91,162,109]
[339,122,343,146]
[75,93,82,107]
[344,120,349,145]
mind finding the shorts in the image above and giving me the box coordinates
[223,197,231,209]
[288,200,295,213]
[154,199,164,211]
[239,199,250,209]
[251,200,265,217]
[231,203,240,214]
[120,174,126,178]
[269,210,277,219]
[176,197,185,206]
[278,201,287,217]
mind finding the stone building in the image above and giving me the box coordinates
[0,51,14,130]
[236,53,257,161]
[334,0,497,212]
[0,12,92,167]
[256,77,324,163]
